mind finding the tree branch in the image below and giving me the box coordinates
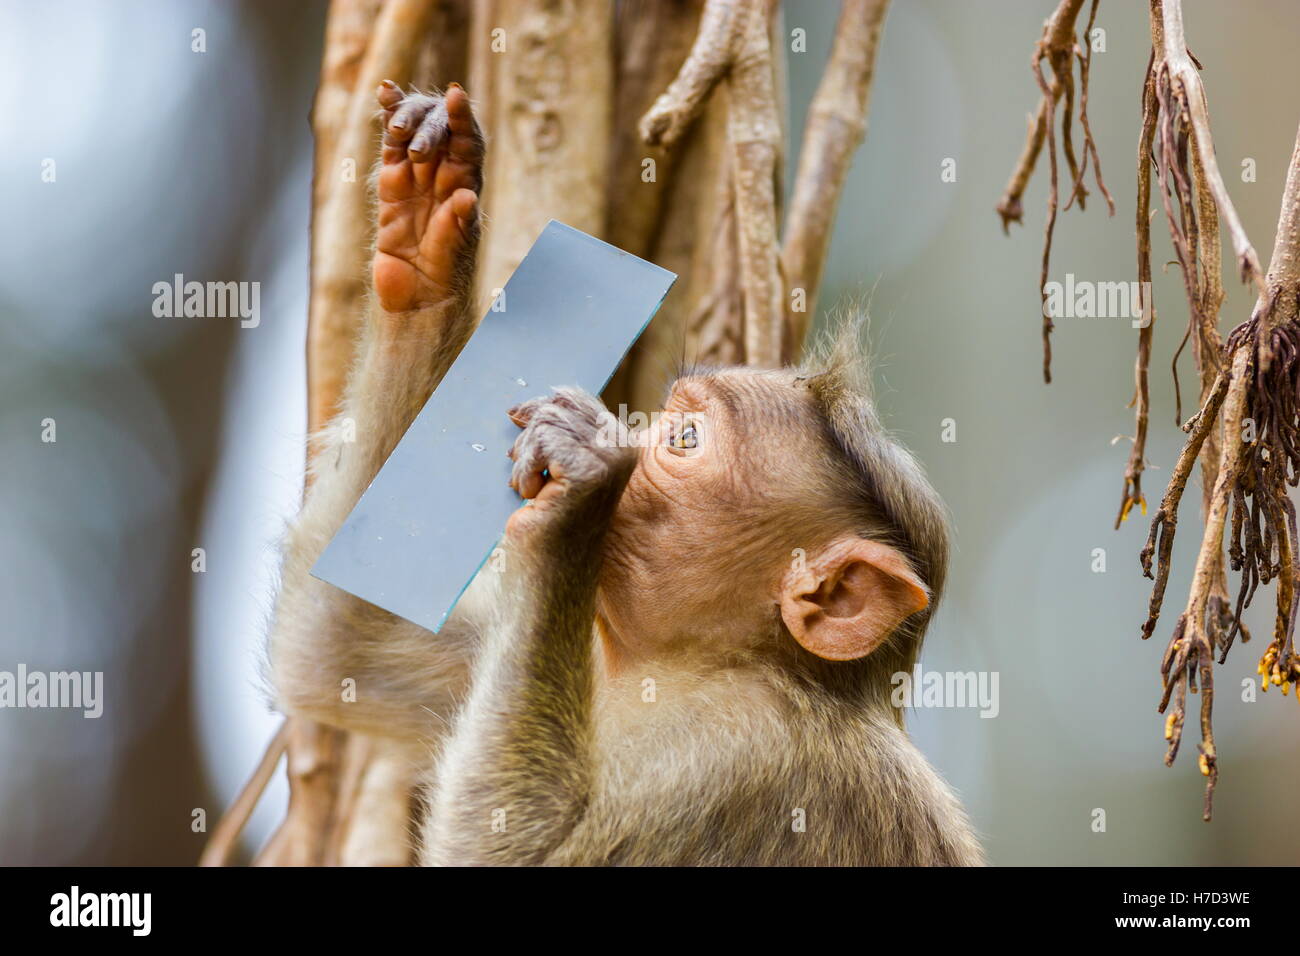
[727,0,783,367]
[637,0,782,368]
[638,0,746,149]
[264,0,438,868]
[307,0,440,436]
[1158,0,1265,293]
[781,0,889,358]
[198,719,289,867]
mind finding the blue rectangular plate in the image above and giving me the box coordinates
[311,221,676,632]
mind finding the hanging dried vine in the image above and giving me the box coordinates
[1114,0,1265,530]
[1138,107,1300,821]
[1002,0,1298,820]
[995,0,1113,383]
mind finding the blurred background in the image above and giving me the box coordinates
[2,0,1298,865]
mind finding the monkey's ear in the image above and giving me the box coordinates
[779,537,929,661]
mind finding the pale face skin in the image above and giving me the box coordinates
[590,369,929,672]
[596,371,817,669]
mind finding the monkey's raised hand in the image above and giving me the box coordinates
[373,81,484,316]
[267,84,488,746]
[505,388,636,537]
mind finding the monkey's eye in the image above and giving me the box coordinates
[665,419,701,456]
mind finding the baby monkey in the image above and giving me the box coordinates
[269,83,983,866]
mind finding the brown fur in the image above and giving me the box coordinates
[270,326,983,866]
[267,88,981,865]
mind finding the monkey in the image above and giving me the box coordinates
[268,81,984,866]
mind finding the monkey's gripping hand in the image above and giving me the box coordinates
[505,387,637,539]
[424,388,632,865]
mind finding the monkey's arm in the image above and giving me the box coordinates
[268,301,485,745]
[424,389,634,864]
[269,85,487,748]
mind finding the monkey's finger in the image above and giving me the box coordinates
[548,386,608,426]
[507,396,548,428]
[510,388,595,423]
[509,434,548,500]
[376,79,404,111]
[443,84,484,165]
[516,470,546,500]
[408,100,451,163]
[449,187,478,229]
[435,188,479,247]
[385,94,435,145]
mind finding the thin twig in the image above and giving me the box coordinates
[307,0,441,437]
[1158,0,1265,294]
[198,719,290,867]
[1116,37,1160,529]
[996,0,1086,232]
[996,0,1112,383]
[1139,369,1228,638]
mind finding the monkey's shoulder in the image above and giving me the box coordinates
[591,709,982,866]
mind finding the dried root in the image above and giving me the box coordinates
[1138,369,1228,637]
[1224,315,1300,670]
[996,0,1113,383]
[1115,0,1266,531]
[1144,347,1248,822]
[1142,278,1300,820]
[999,0,1293,822]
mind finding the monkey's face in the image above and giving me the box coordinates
[596,366,933,669]
[597,370,818,661]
